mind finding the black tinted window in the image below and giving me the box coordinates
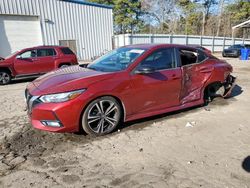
[139,48,176,70]
[37,49,56,57]
[197,50,207,62]
[179,49,197,66]
[60,47,74,55]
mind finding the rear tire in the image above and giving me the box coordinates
[204,83,224,105]
[0,71,11,85]
[59,64,70,68]
[81,96,122,136]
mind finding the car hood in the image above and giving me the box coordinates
[28,65,114,96]
[0,59,12,66]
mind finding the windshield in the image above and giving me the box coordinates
[229,45,242,49]
[87,47,146,72]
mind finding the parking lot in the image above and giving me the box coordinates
[0,55,250,188]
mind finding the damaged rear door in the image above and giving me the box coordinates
[177,48,214,104]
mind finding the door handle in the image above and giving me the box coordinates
[171,74,181,80]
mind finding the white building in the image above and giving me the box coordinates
[0,0,113,60]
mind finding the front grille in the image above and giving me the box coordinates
[25,89,41,114]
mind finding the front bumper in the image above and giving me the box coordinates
[25,91,89,133]
[223,51,239,57]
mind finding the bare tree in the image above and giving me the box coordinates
[195,0,217,35]
[141,0,179,33]
[216,0,224,36]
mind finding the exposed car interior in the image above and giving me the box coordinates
[179,49,207,66]
[179,49,198,66]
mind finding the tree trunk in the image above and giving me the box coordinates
[202,10,206,36]
[216,0,224,36]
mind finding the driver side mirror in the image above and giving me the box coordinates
[135,65,156,74]
[16,55,22,59]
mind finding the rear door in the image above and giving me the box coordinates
[36,48,57,72]
[178,48,213,104]
[130,47,182,113]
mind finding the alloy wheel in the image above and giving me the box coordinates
[0,72,11,85]
[86,99,121,134]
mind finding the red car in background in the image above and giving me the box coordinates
[0,46,78,85]
[26,44,235,136]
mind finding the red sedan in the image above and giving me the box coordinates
[26,44,235,136]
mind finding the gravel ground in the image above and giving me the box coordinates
[0,56,250,188]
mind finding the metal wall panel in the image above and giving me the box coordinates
[115,34,250,52]
[0,0,113,60]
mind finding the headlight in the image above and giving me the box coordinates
[39,89,86,103]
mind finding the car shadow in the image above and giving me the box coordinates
[230,84,243,98]
[119,105,201,131]
[242,156,250,173]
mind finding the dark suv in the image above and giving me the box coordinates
[222,44,250,57]
[0,46,78,85]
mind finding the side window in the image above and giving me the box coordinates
[20,50,36,58]
[139,48,176,70]
[179,49,198,66]
[197,50,207,63]
[60,47,74,55]
[37,49,56,57]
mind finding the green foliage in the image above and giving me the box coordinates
[88,0,144,34]
[88,0,250,37]
[227,0,250,24]
[177,0,202,35]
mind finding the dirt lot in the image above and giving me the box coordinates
[0,56,250,188]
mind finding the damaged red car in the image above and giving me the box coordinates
[26,44,235,136]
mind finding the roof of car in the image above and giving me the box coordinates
[123,43,195,50]
[35,45,67,48]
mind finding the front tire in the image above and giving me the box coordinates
[0,71,11,85]
[81,96,122,136]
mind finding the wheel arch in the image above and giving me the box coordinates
[58,62,71,68]
[0,67,13,77]
[203,81,222,101]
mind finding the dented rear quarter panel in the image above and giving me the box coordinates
[180,57,233,104]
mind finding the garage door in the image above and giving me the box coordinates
[0,15,43,58]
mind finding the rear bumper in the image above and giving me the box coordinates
[223,75,236,98]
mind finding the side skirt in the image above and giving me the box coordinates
[13,73,46,80]
[125,99,204,122]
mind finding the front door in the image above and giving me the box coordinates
[14,49,39,75]
[130,48,182,114]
